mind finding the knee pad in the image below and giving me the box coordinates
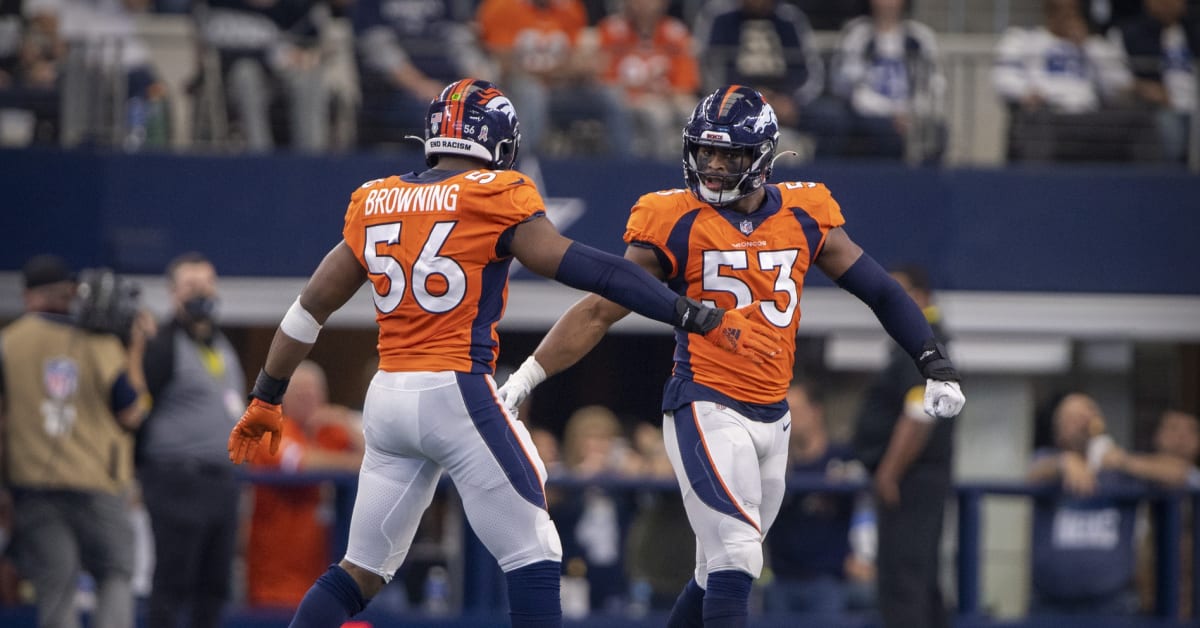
[492,511,562,572]
[706,536,763,581]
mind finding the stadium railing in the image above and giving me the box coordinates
[2,470,1195,627]
[228,469,1200,627]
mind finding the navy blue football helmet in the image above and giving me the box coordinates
[422,79,520,169]
[683,85,780,206]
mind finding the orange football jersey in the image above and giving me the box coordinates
[476,0,587,52]
[246,416,325,606]
[342,168,544,374]
[247,416,356,606]
[597,15,699,97]
[624,182,845,405]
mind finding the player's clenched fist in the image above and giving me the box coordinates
[916,339,966,418]
[701,303,783,364]
[228,398,284,464]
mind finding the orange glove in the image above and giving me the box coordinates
[701,303,784,364]
[228,398,283,464]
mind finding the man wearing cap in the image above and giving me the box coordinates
[0,253,153,628]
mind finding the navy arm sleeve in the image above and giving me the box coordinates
[554,242,686,328]
[834,253,932,360]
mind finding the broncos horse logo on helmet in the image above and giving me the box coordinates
[683,85,781,206]
[420,78,521,170]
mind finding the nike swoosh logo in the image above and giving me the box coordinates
[782,422,791,431]
[509,178,525,186]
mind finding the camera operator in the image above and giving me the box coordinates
[0,254,154,628]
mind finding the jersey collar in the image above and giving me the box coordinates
[402,168,470,184]
[712,185,782,236]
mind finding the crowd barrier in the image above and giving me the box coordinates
[2,471,1197,627]
[243,471,1200,627]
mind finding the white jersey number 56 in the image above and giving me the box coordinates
[363,221,467,314]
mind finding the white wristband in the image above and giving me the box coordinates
[279,297,323,344]
[513,355,547,389]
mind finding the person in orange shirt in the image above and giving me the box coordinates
[596,0,700,160]
[225,78,779,628]
[497,85,966,627]
[475,0,633,158]
[246,360,363,608]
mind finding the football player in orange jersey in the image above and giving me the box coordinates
[224,78,782,628]
[496,84,966,627]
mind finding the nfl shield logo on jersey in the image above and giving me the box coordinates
[739,219,754,235]
[44,358,79,401]
[42,358,79,437]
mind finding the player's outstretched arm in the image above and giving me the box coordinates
[497,291,633,412]
[229,241,367,464]
[497,244,659,411]
[509,216,782,360]
[817,228,965,419]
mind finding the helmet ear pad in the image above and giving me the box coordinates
[495,135,520,170]
[682,85,780,206]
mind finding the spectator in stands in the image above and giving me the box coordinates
[795,0,870,31]
[1101,408,1200,488]
[0,0,21,91]
[766,380,877,615]
[0,0,15,71]
[246,360,364,608]
[56,0,170,149]
[0,0,64,145]
[553,405,640,613]
[1026,392,1143,616]
[1080,0,1147,33]
[1112,0,1198,162]
[475,0,633,159]
[595,0,699,160]
[530,426,564,478]
[199,0,332,152]
[15,0,62,88]
[993,0,1158,162]
[1126,409,1200,618]
[692,0,828,153]
[137,252,245,628]
[623,422,694,612]
[352,0,489,148]
[828,0,946,161]
[628,421,673,480]
[0,0,29,144]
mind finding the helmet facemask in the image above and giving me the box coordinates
[684,137,775,206]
